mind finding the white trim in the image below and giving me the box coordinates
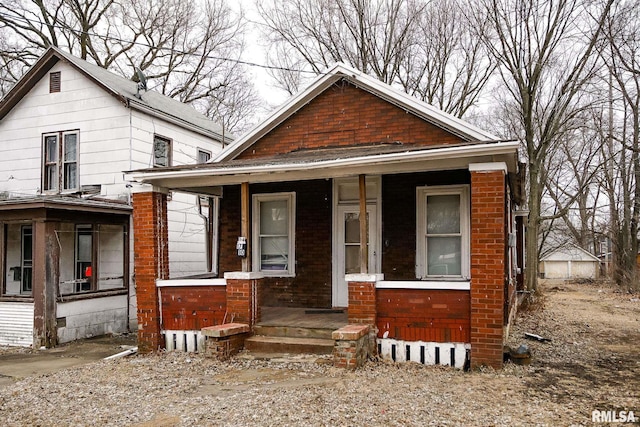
[128,141,520,185]
[468,162,508,172]
[156,278,226,287]
[215,63,499,162]
[252,192,296,277]
[376,280,470,290]
[345,273,384,283]
[223,272,265,280]
[416,185,470,279]
[131,183,169,194]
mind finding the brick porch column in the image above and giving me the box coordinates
[132,186,169,353]
[346,274,382,325]
[469,163,507,369]
[223,272,263,327]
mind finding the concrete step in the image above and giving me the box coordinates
[253,325,335,340]
[244,335,334,355]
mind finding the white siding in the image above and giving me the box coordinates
[0,302,34,347]
[56,295,128,344]
[0,61,131,196]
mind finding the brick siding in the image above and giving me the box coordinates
[376,289,470,342]
[237,82,464,160]
[160,286,226,330]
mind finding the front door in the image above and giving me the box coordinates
[334,205,378,307]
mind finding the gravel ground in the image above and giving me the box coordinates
[0,279,638,426]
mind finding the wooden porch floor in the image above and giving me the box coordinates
[259,306,348,330]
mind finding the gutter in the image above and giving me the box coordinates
[128,140,520,183]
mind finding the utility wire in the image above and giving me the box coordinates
[0,11,318,75]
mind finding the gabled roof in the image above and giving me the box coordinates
[214,63,500,162]
[541,244,600,262]
[0,47,229,142]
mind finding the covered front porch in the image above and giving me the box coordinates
[128,140,521,369]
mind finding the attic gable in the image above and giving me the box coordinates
[237,80,465,160]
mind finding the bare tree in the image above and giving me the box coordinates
[599,0,640,289]
[256,0,493,118]
[0,0,259,133]
[477,0,614,291]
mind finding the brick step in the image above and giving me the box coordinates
[244,335,334,355]
[252,325,335,340]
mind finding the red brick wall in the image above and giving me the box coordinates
[348,281,377,325]
[219,180,332,307]
[133,191,169,353]
[376,289,470,342]
[470,170,506,369]
[160,286,226,330]
[237,82,464,160]
[381,171,470,280]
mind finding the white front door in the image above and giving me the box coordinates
[333,205,378,307]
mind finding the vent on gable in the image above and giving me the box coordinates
[49,71,61,93]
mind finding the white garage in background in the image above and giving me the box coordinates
[540,245,600,280]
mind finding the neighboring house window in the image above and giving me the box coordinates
[153,135,171,167]
[197,149,211,163]
[75,225,93,292]
[49,71,61,93]
[416,185,469,279]
[42,131,79,192]
[252,192,296,276]
[21,225,33,295]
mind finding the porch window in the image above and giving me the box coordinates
[153,135,171,167]
[416,185,469,279]
[43,131,79,192]
[252,192,296,276]
[1,223,33,297]
[75,225,93,292]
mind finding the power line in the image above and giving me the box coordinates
[0,11,318,75]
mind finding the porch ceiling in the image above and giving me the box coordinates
[126,140,520,193]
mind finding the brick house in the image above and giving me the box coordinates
[127,64,526,369]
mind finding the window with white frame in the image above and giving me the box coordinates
[43,131,79,192]
[252,192,295,276]
[197,148,211,163]
[416,185,469,279]
[153,135,171,167]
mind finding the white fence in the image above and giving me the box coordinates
[162,330,205,353]
[377,339,470,369]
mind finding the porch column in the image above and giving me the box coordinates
[359,174,368,273]
[223,272,263,327]
[132,186,169,353]
[32,220,59,348]
[469,163,507,369]
[346,273,382,325]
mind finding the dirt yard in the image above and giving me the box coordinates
[0,279,638,426]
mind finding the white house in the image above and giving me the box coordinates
[0,47,229,347]
[540,244,600,280]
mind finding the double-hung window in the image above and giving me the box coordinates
[252,192,295,276]
[153,135,171,167]
[43,131,79,192]
[416,185,469,279]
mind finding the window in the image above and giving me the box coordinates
[197,149,211,163]
[252,192,295,276]
[49,71,61,93]
[153,135,171,167]
[416,185,469,279]
[75,226,93,292]
[21,226,33,294]
[42,131,79,192]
